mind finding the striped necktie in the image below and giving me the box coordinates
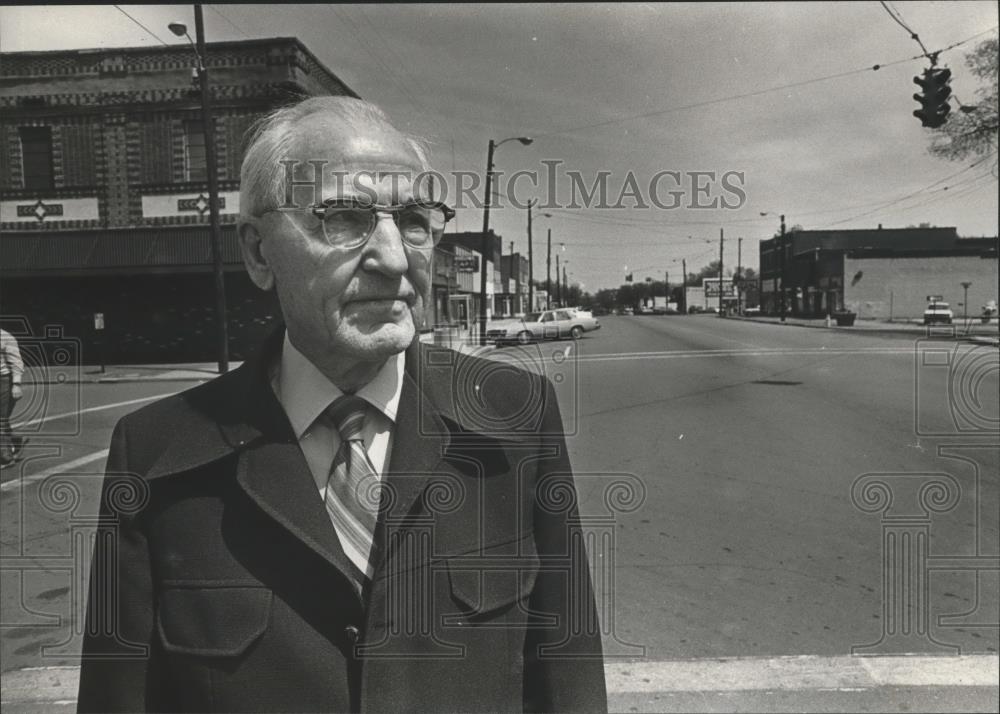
[325,394,380,584]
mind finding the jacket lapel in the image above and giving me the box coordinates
[223,331,364,594]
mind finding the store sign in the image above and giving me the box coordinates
[704,279,736,297]
[2,197,98,223]
[177,194,225,215]
[17,200,64,221]
[455,257,479,272]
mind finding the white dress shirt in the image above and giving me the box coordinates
[271,334,404,543]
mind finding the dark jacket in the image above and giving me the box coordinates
[77,334,607,713]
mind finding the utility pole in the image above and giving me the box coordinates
[510,240,517,316]
[779,215,787,323]
[479,140,496,344]
[737,236,743,315]
[682,259,687,314]
[665,270,669,308]
[718,227,724,315]
[555,253,561,307]
[194,4,228,373]
[527,199,535,314]
[563,264,568,305]
[546,228,552,309]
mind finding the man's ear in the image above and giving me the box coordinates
[238,220,275,291]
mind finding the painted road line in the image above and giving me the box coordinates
[3,655,997,704]
[575,347,930,363]
[0,449,109,493]
[15,392,178,429]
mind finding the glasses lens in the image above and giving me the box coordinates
[396,205,445,248]
[321,207,374,247]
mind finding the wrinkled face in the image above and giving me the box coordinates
[251,114,432,367]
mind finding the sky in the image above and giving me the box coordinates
[1,3,997,292]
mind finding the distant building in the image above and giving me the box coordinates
[0,38,360,363]
[758,226,998,318]
[437,230,502,339]
[500,252,529,316]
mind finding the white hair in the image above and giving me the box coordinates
[238,96,431,221]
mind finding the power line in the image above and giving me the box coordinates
[821,151,997,226]
[113,5,168,46]
[532,26,997,139]
[879,1,934,61]
[207,5,251,39]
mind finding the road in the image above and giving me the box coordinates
[554,316,999,660]
[2,315,997,711]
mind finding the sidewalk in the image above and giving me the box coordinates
[25,334,494,385]
[728,314,1000,345]
[3,655,997,713]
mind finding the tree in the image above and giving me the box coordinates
[929,38,999,162]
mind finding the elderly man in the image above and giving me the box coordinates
[78,97,606,713]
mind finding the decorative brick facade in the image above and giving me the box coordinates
[0,38,360,363]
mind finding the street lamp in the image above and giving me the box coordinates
[169,7,228,373]
[480,136,533,344]
[961,281,972,329]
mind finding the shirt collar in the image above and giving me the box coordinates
[276,333,404,439]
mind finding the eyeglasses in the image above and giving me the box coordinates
[272,198,455,250]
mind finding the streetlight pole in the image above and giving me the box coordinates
[546,228,552,309]
[682,259,687,314]
[478,136,532,344]
[718,227,724,315]
[779,214,787,323]
[170,6,228,373]
[961,281,972,330]
[555,253,560,307]
[737,236,742,315]
[527,199,535,313]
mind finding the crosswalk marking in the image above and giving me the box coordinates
[3,655,996,705]
[0,449,109,493]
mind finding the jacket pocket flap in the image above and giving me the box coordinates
[157,587,271,657]
[445,537,539,617]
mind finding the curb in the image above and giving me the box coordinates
[25,342,501,386]
[728,315,1000,342]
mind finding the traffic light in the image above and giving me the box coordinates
[913,67,952,129]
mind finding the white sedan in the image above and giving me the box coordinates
[487,309,601,345]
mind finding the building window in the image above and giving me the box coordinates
[19,126,54,190]
[184,120,207,182]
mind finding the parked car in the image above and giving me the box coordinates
[923,301,954,325]
[744,307,761,316]
[486,309,601,345]
[623,308,634,315]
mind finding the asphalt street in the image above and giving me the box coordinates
[2,315,997,711]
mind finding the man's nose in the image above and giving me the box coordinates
[361,214,409,274]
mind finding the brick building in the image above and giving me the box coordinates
[436,230,503,339]
[758,226,998,318]
[0,38,358,363]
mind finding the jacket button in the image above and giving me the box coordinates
[344,625,360,643]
